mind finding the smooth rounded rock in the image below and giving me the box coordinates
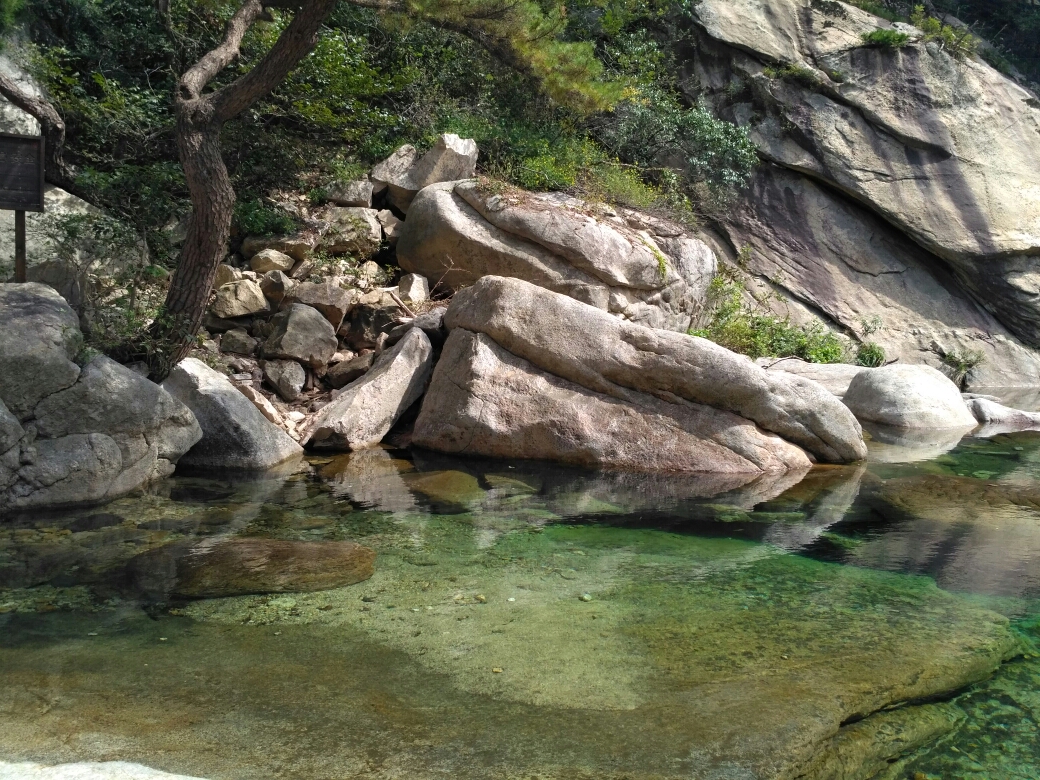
[843,364,978,430]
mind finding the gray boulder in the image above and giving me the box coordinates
[263,304,338,368]
[211,279,269,319]
[259,270,296,303]
[249,248,295,274]
[339,290,405,350]
[398,273,429,304]
[327,179,374,208]
[966,397,1040,433]
[281,280,356,330]
[396,181,716,332]
[220,328,258,356]
[759,357,866,398]
[263,359,306,402]
[162,358,302,470]
[444,276,866,463]
[414,329,812,474]
[843,364,978,429]
[214,263,242,288]
[0,283,82,420]
[304,328,434,450]
[241,233,317,263]
[386,133,478,212]
[320,206,382,257]
[386,306,447,348]
[688,0,1040,355]
[327,352,375,389]
[32,355,202,470]
[0,287,202,510]
[369,144,418,196]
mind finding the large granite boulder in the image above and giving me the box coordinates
[843,364,978,429]
[162,358,302,470]
[686,0,1040,361]
[415,329,812,474]
[440,276,866,464]
[0,283,82,420]
[397,181,716,333]
[304,328,434,450]
[262,304,338,369]
[717,166,1040,388]
[0,284,201,511]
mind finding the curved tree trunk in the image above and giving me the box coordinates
[135,0,337,380]
[155,120,235,373]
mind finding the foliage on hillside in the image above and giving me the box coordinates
[10,0,757,264]
[849,0,1039,83]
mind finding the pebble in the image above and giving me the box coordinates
[579,593,592,602]
[87,632,98,637]
[492,667,503,673]
[159,637,167,642]
[507,597,516,602]
[475,594,487,603]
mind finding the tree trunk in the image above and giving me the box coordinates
[151,118,235,374]
[137,0,337,380]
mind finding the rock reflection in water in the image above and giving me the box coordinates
[856,474,1040,600]
[863,422,976,463]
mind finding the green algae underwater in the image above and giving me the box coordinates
[2,434,1040,780]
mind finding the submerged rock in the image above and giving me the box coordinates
[129,537,375,599]
[442,276,866,463]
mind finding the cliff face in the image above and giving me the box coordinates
[685,0,1040,388]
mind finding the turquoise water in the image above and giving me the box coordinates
[1,433,1039,779]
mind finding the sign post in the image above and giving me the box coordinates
[0,133,46,282]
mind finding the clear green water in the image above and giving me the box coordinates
[1,434,1039,779]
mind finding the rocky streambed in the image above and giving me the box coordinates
[2,433,1039,780]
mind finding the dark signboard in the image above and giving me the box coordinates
[0,133,45,212]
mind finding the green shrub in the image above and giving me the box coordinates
[762,64,821,88]
[856,342,886,367]
[691,272,848,364]
[940,348,985,381]
[911,5,979,58]
[861,28,911,48]
[234,200,298,238]
[0,0,22,34]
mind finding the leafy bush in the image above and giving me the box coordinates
[855,342,886,367]
[911,5,979,58]
[691,272,849,364]
[762,64,822,88]
[861,29,911,48]
[234,200,298,238]
[940,348,985,382]
[0,0,21,34]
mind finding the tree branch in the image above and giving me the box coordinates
[178,0,267,102]
[211,0,339,122]
[0,70,79,191]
